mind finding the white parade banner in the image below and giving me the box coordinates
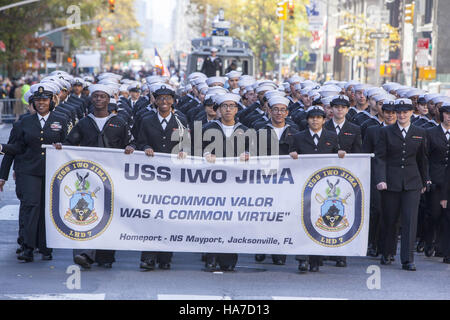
[45,146,371,256]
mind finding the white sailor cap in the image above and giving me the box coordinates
[321,96,334,106]
[382,82,401,92]
[206,76,227,86]
[366,87,386,98]
[287,75,304,84]
[231,88,241,94]
[424,93,441,103]
[225,71,242,79]
[373,93,396,102]
[406,88,424,98]
[197,82,209,93]
[396,87,413,97]
[83,75,95,83]
[98,73,122,81]
[264,90,285,100]
[207,86,229,95]
[119,84,129,92]
[89,84,115,97]
[301,80,317,89]
[210,47,218,53]
[187,72,207,80]
[146,76,165,85]
[324,80,340,86]
[268,96,290,107]
[344,80,360,90]
[431,96,450,104]
[238,78,255,88]
[215,93,241,106]
[352,83,368,93]
[318,84,341,97]
[24,90,33,104]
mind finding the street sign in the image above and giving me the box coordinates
[418,66,436,81]
[416,49,429,68]
[369,32,390,39]
[417,38,430,50]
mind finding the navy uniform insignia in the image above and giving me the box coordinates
[302,167,364,247]
[63,172,99,225]
[38,86,44,93]
[50,160,114,241]
[314,179,350,232]
[50,122,62,131]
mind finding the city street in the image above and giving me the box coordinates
[0,121,448,300]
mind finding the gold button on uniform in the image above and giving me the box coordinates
[41,152,45,155]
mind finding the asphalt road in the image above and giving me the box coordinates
[0,123,449,301]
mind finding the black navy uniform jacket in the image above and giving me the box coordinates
[374,124,429,191]
[65,114,132,149]
[200,56,223,77]
[1,112,68,176]
[137,112,188,154]
[324,119,362,153]
[202,120,250,157]
[289,128,339,154]
[257,124,298,156]
[0,116,27,180]
[360,117,382,139]
[426,125,450,199]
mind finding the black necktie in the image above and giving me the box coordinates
[313,134,319,145]
[40,117,46,127]
[336,125,341,135]
[401,128,406,138]
[446,131,450,140]
[161,118,168,129]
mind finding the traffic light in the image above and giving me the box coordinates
[97,26,103,38]
[109,0,115,13]
[45,47,51,59]
[276,1,288,21]
[405,2,415,24]
[288,1,294,20]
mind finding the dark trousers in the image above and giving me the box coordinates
[442,207,450,257]
[21,174,51,254]
[140,251,173,264]
[380,190,421,264]
[205,253,238,268]
[15,172,26,246]
[73,249,116,264]
[368,184,382,250]
[416,194,427,242]
[424,186,444,248]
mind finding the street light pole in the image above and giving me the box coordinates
[279,19,284,83]
[323,0,329,82]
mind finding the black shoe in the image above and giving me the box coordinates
[336,260,347,267]
[74,254,92,269]
[424,246,435,257]
[42,254,52,261]
[380,255,392,265]
[158,263,171,270]
[309,265,319,272]
[443,257,450,264]
[255,254,266,262]
[272,259,285,265]
[367,247,378,257]
[204,263,217,272]
[220,265,235,272]
[402,263,416,271]
[140,259,156,270]
[390,256,395,262]
[435,251,444,257]
[16,245,25,255]
[17,248,34,262]
[416,241,425,253]
[98,262,112,269]
[298,261,308,273]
